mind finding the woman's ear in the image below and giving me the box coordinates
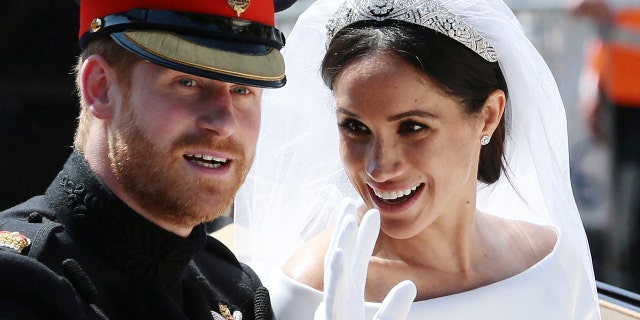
[481,89,506,136]
[80,55,117,119]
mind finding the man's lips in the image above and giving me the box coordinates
[184,153,229,169]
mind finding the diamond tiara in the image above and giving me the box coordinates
[326,0,498,62]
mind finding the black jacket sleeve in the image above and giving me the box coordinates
[0,251,89,320]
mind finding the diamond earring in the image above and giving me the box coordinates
[480,135,491,145]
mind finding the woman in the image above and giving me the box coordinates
[234,0,602,318]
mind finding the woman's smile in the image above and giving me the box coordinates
[368,182,425,214]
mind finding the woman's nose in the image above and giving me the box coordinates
[365,138,404,182]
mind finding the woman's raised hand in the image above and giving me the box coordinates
[314,198,416,320]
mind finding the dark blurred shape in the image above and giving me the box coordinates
[568,0,640,293]
[0,0,80,210]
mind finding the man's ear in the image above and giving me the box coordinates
[80,55,117,119]
[481,89,506,136]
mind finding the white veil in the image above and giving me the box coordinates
[234,0,599,306]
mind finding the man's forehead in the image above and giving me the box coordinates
[131,60,264,91]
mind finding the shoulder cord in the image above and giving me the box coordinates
[61,259,109,319]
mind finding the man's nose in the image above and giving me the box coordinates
[196,86,237,138]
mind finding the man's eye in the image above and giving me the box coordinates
[178,79,197,87]
[233,87,250,95]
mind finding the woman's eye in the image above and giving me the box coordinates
[399,121,426,133]
[233,87,250,95]
[339,119,369,134]
[178,79,197,87]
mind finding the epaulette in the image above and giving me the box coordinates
[0,211,109,318]
[0,210,63,258]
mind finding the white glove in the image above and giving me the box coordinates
[314,198,417,320]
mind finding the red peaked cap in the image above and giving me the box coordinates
[75,0,288,88]
[79,0,275,39]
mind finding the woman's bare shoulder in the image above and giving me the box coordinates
[281,227,335,291]
[518,220,557,254]
[492,215,558,263]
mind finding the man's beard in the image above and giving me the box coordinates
[109,102,252,228]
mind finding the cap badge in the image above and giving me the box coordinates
[90,18,103,33]
[0,231,32,253]
[227,0,251,17]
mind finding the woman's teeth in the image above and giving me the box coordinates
[374,184,421,200]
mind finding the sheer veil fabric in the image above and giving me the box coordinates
[234,0,599,311]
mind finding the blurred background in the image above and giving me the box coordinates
[0,0,636,293]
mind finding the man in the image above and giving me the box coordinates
[0,0,294,318]
[569,0,640,293]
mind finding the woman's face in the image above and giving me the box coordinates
[333,53,485,239]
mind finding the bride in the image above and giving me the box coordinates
[234,0,602,318]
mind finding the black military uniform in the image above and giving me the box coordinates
[0,151,272,319]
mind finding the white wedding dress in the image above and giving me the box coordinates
[268,228,599,319]
[234,0,603,318]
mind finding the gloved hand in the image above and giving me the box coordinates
[314,198,417,320]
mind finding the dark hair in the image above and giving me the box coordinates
[321,20,508,184]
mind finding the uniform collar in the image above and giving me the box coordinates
[45,150,206,288]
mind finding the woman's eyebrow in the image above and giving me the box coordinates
[337,109,437,121]
[388,110,436,121]
[336,108,360,119]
